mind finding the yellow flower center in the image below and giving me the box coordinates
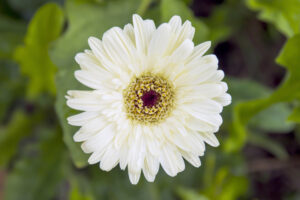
[123,73,175,124]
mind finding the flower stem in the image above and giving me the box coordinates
[137,0,152,17]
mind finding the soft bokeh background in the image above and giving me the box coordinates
[1,0,300,199]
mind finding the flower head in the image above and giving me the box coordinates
[66,14,231,184]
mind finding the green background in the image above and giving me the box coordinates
[1,0,300,199]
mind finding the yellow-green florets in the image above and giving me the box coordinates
[123,73,175,124]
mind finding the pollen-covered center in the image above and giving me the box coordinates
[123,74,175,124]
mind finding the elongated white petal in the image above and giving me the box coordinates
[199,132,220,147]
[100,145,120,171]
[102,27,135,66]
[67,111,99,126]
[181,151,201,167]
[214,93,232,106]
[159,143,185,176]
[168,15,182,33]
[185,41,211,64]
[148,23,171,59]
[133,14,148,54]
[129,170,141,185]
[169,39,194,63]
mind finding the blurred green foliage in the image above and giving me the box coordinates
[1,0,300,199]
[247,0,300,37]
[14,3,64,98]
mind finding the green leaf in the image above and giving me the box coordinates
[226,34,300,152]
[203,167,248,200]
[227,78,294,133]
[160,0,209,44]
[13,3,64,98]
[50,0,140,168]
[217,175,248,200]
[288,106,300,123]
[228,78,270,103]
[4,128,67,200]
[180,167,248,200]
[136,0,152,16]
[0,110,41,166]
[249,103,294,133]
[247,0,300,37]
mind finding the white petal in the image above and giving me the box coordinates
[81,124,115,153]
[207,70,225,82]
[185,116,218,132]
[183,130,206,155]
[182,99,223,115]
[66,91,103,111]
[114,129,129,149]
[214,93,231,106]
[187,54,218,69]
[128,170,141,185]
[169,39,194,63]
[160,143,185,176]
[168,15,182,33]
[143,168,156,182]
[102,27,135,66]
[88,148,105,164]
[133,14,149,54]
[67,111,99,126]
[180,83,225,100]
[88,37,106,65]
[123,23,135,44]
[74,70,103,90]
[174,56,219,87]
[148,23,171,59]
[144,126,162,156]
[167,20,195,53]
[186,109,223,127]
[88,37,123,76]
[119,143,129,170]
[181,151,201,167]
[100,145,120,171]
[179,20,195,41]
[161,123,188,151]
[144,19,156,41]
[74,116,107,141]
[198,132,220,147]
[185,41,211,64]
[145,154,159,176]
[75,52,107,75]
[220,82,228,92]
[127,126,146,180]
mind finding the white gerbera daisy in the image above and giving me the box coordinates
[66,14,231,184]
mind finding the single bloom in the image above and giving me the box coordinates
[66,14,231,184]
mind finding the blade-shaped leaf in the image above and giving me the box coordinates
[226,34,300,152]
[247,0,300,37]
[14,3,64,98]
